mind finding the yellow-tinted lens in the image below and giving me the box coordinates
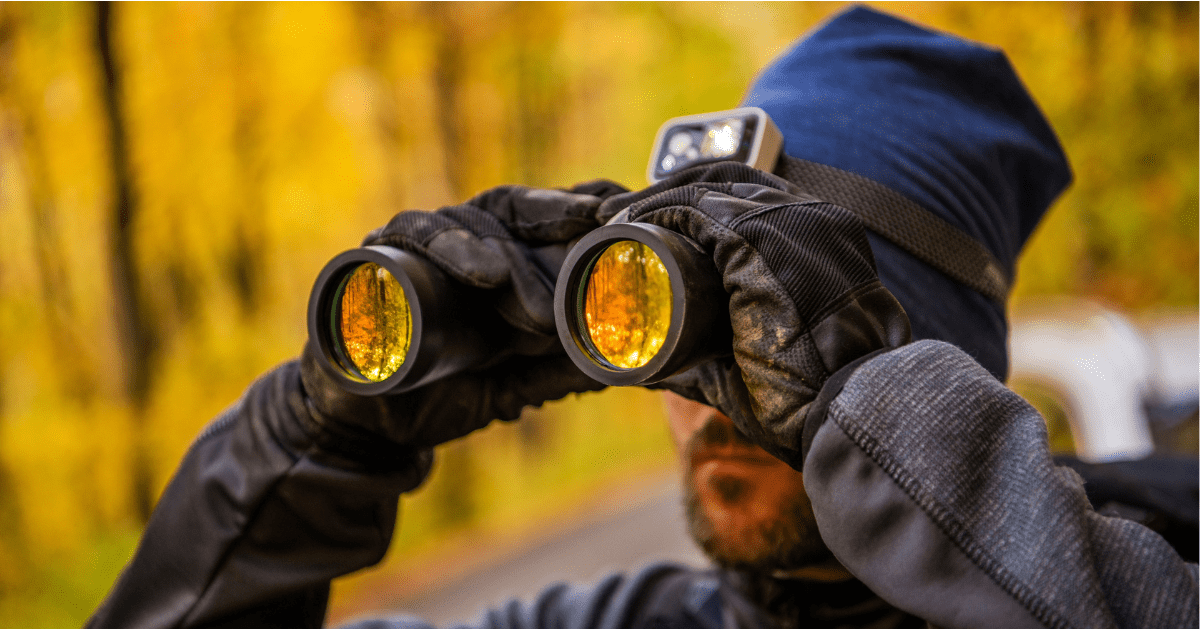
[336,262,411,381]
[582,241,672,369]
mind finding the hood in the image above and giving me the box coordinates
[742,5,1072,379]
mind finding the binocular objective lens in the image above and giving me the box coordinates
[582,241,672,369]
[335,262,412,382]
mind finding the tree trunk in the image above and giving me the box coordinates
[227,3,268,320]
[352,2,407,212]
[425,2,468,200]
[95,1,157,523]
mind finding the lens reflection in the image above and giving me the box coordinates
[583,241,672,369]
[336,262,411,381]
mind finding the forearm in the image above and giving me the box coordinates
[803,340,1199,628]
[87,361,431,628]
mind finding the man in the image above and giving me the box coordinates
[88,7,1197,628]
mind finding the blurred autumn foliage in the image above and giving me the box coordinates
[0,2,1194,626]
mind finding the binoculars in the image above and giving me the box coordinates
[306,223,731,394]
[308,107,779,395]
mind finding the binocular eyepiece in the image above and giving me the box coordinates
[306,224,730,393]
[552,223,730,386]
[307,245,506,395]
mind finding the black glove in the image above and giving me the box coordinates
[300,181,628,467]
[598,163,911,468]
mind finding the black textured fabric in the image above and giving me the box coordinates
[372,211,463,250]
[595,162,815,222]
[348,563,921,628]
[722,570,925,629]
[774,155,1010,304]
[90,182,633,628]
[1055,455,1200,563]
[438,204,511,240]
[731,201,878,327]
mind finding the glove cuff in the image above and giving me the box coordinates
[800,347,893,466]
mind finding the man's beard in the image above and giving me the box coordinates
[682,417,833,573]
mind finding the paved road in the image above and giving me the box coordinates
[362,479,709,626]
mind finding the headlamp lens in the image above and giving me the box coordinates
[700,118,744,159]
[581,241,672,369]
[334,262,412,381]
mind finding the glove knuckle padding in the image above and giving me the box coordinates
[368,210,459,249]
[502,189,603,241]
[727,181,811,207]
[466,186,603,241]
[440,204,511,238]
[424,230,511,288]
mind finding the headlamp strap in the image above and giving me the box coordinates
[773,154,1010,305]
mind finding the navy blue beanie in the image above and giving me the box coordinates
[742,6,1072,380]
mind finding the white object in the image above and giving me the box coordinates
[1009,302,1158,462]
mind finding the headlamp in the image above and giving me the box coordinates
[306,245,500,395]
[646,106,783,184]
[553,223,730,386]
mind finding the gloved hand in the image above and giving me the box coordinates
[300,181,628,468]
[598,162,911,468]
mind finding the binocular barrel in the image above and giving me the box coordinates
[306,245,501,396]
[308,224,731,394]
[553,223,731,386]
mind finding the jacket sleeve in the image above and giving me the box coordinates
[86,361,433,628]
[803,340,1199,628]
